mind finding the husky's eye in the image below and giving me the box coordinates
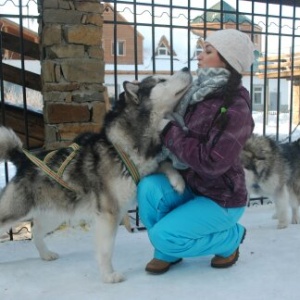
[158,78,167,83]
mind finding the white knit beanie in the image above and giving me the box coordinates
[205,29,255,74]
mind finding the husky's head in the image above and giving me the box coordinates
[105,68,192,158]
[123,67,193,116]
[240,134,279,194]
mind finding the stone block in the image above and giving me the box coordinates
[64,25,102,45]
[58,123,102,140]
[61,59,104,83]
[43,24,62,46]
[58,0,72,10]
[47,45,85,59]
[75,2,102,13]
[72,90,104,102]
[87,46,104,58]
[43,0,59,9]
[91,101,107,124]
[43,83,80,92]
[82,14,103,26]
[41,61,57,82]
[43,91,71,102]
[44,124,58,144]
[44,103,90,123]
[43,9,82,24]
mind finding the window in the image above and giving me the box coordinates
[253,86,263,105]
[253,34,259,45]
[112,40,125,56]
[158,44,167,55]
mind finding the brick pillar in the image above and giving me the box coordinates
[292,79,300,125]
[38,0,108,149]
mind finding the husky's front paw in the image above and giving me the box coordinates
[291,211,299,224]
[40,251,59,261]
[102,271,126,283]
[277,222,288,229]
[169,174,185,194]
[159,161,185,194]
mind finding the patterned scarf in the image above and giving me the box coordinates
[158,67,230,169]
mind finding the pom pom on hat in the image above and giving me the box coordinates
[205,29,255,74]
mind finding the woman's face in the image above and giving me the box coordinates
[197,42,226,69]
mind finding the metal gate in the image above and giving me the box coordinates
[103,0,300,141]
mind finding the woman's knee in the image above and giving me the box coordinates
[137,174,165,205]
[137,174,167,227]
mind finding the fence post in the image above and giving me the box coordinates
[37,0,108,149]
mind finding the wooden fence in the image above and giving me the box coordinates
[0,31,44,149]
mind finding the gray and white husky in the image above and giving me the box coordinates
[0,68,192,283]
[240,134,300,229]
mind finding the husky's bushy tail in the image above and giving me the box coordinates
[0,126,23,166]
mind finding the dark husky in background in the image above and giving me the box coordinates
[240,134,300,229]
[0,68,192,283]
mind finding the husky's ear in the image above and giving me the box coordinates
[123,81,139,104]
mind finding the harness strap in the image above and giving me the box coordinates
[23,142,139,191]
[56,143,80,177]
[113,143,140,185]
[43,149,57,164]
[22,143,80,192]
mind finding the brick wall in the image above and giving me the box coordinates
[38,0,108,149]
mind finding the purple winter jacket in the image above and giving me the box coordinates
[161,85,254,208]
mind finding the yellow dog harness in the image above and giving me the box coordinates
[22,142,140,192]
[22,143,81,192]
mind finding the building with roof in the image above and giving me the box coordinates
[190,1,262,56]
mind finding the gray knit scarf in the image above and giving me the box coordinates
[158,67,230,170]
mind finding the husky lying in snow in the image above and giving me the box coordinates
[241,134,300,229]
[0,68,192,283]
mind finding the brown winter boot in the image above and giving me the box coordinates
[211,249,239,268]
[145,258,182,274]
[211,228,247,269]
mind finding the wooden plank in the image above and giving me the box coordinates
[2,63,42,91]
[0,103,44,149]
[258,54,300,75]
[1,31,40,60]
[257,69,300,79]
[259,53,290,62]
[259,55,300,63]
[258,61,290,70]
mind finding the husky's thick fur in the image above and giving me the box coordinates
[0,68,192,283]
[240,134,300,229]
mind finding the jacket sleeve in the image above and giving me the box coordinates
[161,96,254,179]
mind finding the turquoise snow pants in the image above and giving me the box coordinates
[137,174,246,263]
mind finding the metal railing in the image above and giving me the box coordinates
[103,0,300,212]
[103,0,300,140]
[0,0,40,240]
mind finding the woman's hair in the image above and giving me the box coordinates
[222,63,242,107]
[214,54,242,134]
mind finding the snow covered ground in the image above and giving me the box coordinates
[0,204,300,300]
